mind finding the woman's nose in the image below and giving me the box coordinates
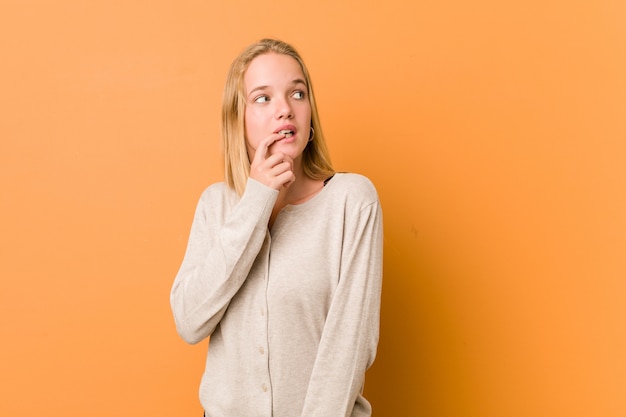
[275,98,293,119]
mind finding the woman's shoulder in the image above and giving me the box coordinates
[199,181,227,196]
[197,181,238,205]
[329,172,379,204]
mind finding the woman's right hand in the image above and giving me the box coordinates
[249,133,295,190]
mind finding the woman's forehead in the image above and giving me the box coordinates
[244,53,305,91]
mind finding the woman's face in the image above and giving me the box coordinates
[243,53,312,163]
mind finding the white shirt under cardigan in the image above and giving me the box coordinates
[170,173,383,417]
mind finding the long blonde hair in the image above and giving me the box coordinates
[221,39,334,195]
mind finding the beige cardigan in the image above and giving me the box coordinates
[171,173,383,417]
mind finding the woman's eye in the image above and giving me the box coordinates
[254,95,269,103]
[292,90,305,100]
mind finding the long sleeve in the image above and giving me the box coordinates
[170,179,278,344]
[300,198,383,417]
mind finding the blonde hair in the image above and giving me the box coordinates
[221,38,334,195]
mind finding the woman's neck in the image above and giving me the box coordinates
[268,164,325,229]
[277,171,323,206]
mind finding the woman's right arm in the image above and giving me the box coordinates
[170,179,278,344]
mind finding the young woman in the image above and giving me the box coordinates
[170,38,383,417]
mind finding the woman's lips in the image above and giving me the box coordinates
[274,124,297,138]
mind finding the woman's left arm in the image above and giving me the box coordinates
[300,198,383,417]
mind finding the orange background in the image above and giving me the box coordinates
[1,0,625,416]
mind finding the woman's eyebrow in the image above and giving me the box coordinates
[248,85,269,97]
[248,79,308,97]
